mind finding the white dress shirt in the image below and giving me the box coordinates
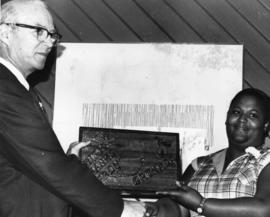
[0,57,30,90]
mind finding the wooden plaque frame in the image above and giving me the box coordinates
[79,127,181,197]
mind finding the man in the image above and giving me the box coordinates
[0,0,145,217]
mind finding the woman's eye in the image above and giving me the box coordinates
[230,110,240,115]
[249,113,258,119]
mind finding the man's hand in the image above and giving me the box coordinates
[66,141,90,157]
[121,200,146,217]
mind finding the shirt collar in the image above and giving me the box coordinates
[0,57,30,90]
[212,147,262,176]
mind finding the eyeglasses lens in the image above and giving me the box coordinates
[37,28,61,44]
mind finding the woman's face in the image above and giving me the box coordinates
[226,94,268,151]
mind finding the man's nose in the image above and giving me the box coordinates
[43,36,55,48]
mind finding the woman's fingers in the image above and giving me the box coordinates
[156,191,170,195]
[156,190,184,197]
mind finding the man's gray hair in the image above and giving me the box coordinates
[1,0,49,24]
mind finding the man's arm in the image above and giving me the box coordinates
[0,81,123,217]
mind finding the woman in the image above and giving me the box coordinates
[156,88,270,217]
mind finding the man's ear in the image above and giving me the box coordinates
[0,24,11,45]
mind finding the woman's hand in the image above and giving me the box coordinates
[156,181,203,211]
[66,141,90,157]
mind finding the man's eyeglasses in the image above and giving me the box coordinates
[2,23,62,45]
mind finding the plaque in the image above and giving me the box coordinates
[79,127,181,197]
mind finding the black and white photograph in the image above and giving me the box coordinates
[1,1,270,217]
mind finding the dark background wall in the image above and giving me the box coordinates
[2,0,270,122]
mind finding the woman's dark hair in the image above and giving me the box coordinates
[229,88,270,137]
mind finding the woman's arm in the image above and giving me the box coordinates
[158,164,270,217]
[203,163,270,217]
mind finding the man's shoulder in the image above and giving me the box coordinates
[0,63,23,87]
[0,62,10,73]
[0,63,15,80]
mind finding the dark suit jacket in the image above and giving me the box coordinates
[0,64,124,217]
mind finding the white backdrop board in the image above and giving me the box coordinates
[54,43,243,171]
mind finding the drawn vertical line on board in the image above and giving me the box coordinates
[82,103,214,148]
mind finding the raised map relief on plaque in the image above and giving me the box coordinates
[79,127,181,197]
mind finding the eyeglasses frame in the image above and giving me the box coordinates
[1,22,62,45]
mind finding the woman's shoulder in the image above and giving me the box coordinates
[257,148,270,166]
[191,148,227,171]
[245,147,270,170]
